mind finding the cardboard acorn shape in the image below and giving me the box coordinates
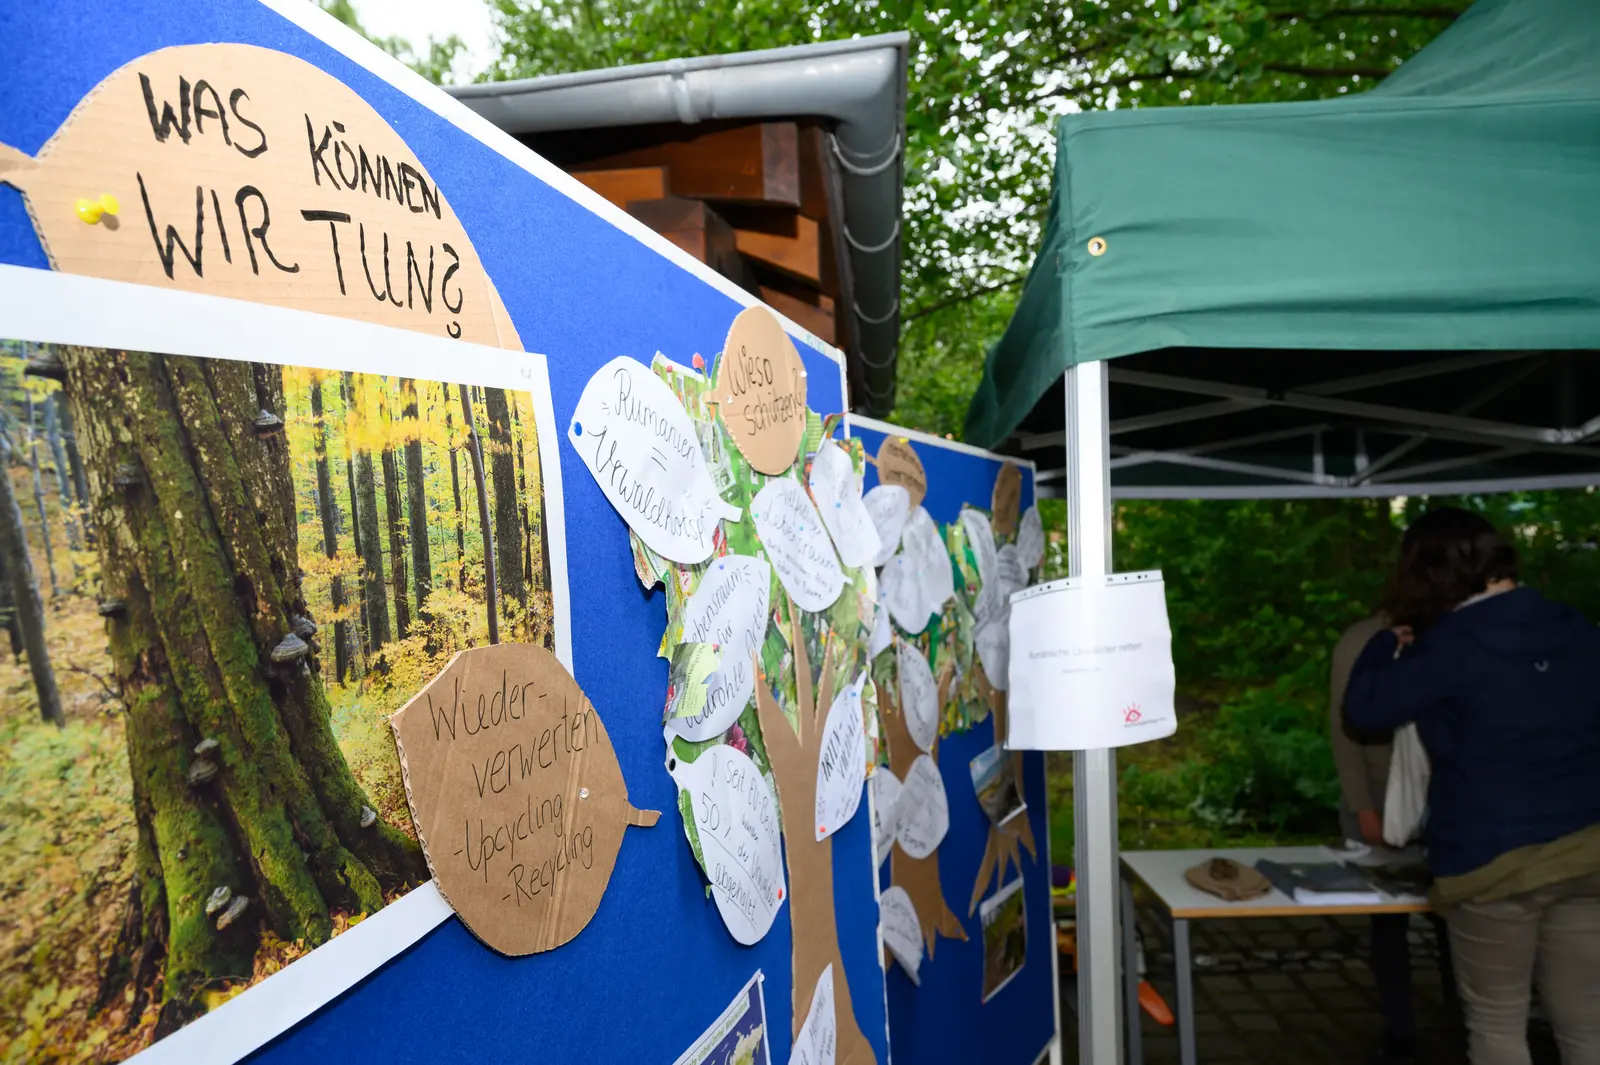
[0,43,522,350]
[876,436,927,510]
[391,643,659,955]
[992,462,1022,539]
[711,305,808,474]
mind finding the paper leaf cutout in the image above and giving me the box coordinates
[568,355,741,564]
[0,43,521,348]
[976,618,1012,693]
[895,754,950,859]
[791,964,837,1065]
[809,441,882,568]
[863,484,910,568]
[1017,505,1045,572]
[671,555,771,741]
[870,768,904,868]
[713,306,808,474]
[879,885,925,983]
[751,478,846,612]
[992,463,1023,538]
[895,642,939,754]
[390,643,659,956]
[815,672,868,841]
[960,508,997,588]
[668,742,787,945]
[875,437,927,510]
[868,585,893,662]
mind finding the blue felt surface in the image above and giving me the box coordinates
[0,4,888,1063]
[851,426,1057,1065]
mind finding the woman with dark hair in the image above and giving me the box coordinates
[1346,507,1600,1065]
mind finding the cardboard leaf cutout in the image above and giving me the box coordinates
[751,478,846,612]
[992,463,1023,538]
[712,306,808,474]
[863,484,910,568]
[0,44,521,348]
[569,356,741,564]
[390,644,659,956]
[808,440,882,568]
[875,437,927,510]
[671,555,772,741]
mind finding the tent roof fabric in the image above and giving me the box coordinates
[965,0,1600,497]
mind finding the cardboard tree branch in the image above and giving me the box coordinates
[968,672,1037,915]
[753,596,878,1065]
[390,643,658,955]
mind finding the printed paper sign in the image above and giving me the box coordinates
[668,742,787,945]
[1016,505,1045,572]
[814,672,868,841]
[670,970,772,1065]
[870,769,903,868]
[980,875,1027,1003]
[863,484,910,567]
[1008,571,1177,750]
[751,478,846,612]
[879,885,924,983]
[875,437,927,509]
[569,356,741,564]
[809,441,882,568]
[389,644,660,955]
[896,641,939,754]
[671,556,772,741]
[960,508,997,587]
[992,463,1022,538]
[969,745,1026,828]
[713,306,808,475]
[791,965,837,1065]
[895,754,950,859]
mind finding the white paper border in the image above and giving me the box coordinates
[0,263,573,1065]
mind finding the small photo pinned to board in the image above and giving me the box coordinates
[980,875,1028,1003]
[969,743,1027,828]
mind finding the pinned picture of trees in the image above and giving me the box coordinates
[0,341,556,1061]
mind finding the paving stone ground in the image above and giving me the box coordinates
[1060,901,1562,1064]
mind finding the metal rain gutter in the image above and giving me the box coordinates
[448,34,908,415]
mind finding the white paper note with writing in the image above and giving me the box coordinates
[863,484,910,567]
[960,508,997,587]
[901,506,954,621]
[671,556,772,741]
[879,885,924,983]
[976,616,1011,693]
[895,754,950,859]
[791,965,837,1065]
[896,641,938,754]
[870,768,903,868]
[815,672,867,841]
[879,551,927,634]
[751,478,846,612]
[809,441,882,568]
[668,742,787,944]
[868,586,892,661]
[1008,571,1178,750]
[1017,505,1045,572]
[569,356,740,563]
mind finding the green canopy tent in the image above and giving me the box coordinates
[965,2,1599,1060]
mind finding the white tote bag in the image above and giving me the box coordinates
[1383,723,1430,847]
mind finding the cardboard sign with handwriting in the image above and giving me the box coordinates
[390,643,659,956]
[874,437,927,510]
[0,44,521,349]
[712,306,808,474]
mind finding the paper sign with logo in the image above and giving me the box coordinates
[1005,571,1177,750]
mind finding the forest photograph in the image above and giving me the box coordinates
[0,339,556,1063]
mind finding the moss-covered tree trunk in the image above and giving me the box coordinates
[482,387,524,610]
[0,534,21,659]
[62,348,425,1031]
[349,371,390,652]
[339,373,371,670]
[380,444,411,643]
[443,385,466,593]
[0,438,61,724]
[309,381,350,685]
[458,386,499,644]
[401,380,432,630]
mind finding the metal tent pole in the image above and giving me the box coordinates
[1064,359,1123,1063]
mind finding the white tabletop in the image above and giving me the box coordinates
[1121,846,1430,919]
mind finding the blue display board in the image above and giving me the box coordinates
[847,417,1059,1065]
[0,4,888,1064]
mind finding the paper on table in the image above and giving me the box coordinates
[960,508,998,588]
[670,970,772,1065]
[751,478,846,613]
[1007,571,1177,750]
[668,742,787,944]
[879,885,924,984]
[896,641,939,754]
[868,586,893,661]
[1016,505,1045,572]
[809,441,882,568]
[870,768,903,868]
[863,485,910,568]
[875,437,927,510]
[569,356,740,564]
[712,306,809,475]
[670,556,772,741]
[895,754,950,859]
[791,964,837,1065]
[815,672,868,841]
[389,644,660,956]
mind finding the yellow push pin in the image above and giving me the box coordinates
[75,193,120,225]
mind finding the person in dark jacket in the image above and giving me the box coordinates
[1345,508,1600,1065]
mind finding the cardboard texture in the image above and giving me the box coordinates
[874,437,926,510]
[390,643,659,956]
[0,44,521,349]
[713,305,807,475]
[991,463,1022,539]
